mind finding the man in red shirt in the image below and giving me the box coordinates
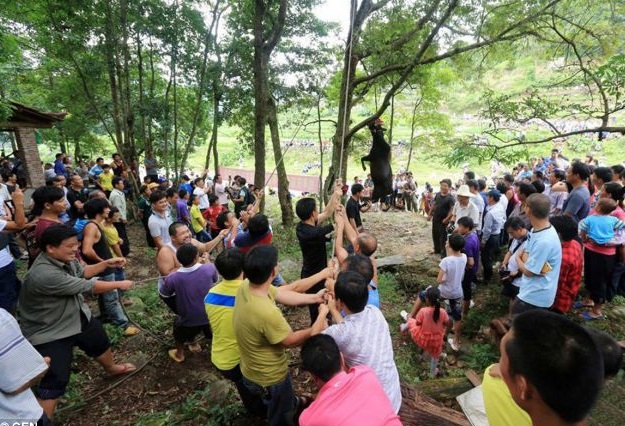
[300,334,402,426]
[549,215,583,314]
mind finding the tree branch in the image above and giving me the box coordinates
[471,126,625,152]
[264,0,288,53]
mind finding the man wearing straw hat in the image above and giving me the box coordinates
[448,184,479,233]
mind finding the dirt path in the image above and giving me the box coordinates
[57,210,448,425]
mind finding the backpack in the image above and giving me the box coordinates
[243,186,255,207]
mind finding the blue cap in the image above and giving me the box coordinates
[487,189,501,200]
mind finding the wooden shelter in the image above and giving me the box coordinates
[0,102,66,187]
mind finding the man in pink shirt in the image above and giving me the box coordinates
[299,334,402,426]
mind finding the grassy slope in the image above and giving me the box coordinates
[183,56,623,187]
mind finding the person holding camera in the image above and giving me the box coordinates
[499,217,529,313]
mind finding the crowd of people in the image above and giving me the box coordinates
[0,146,624,426]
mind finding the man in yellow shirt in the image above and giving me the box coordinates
[99,164,114,194]
[207,247,334,420]
[232,245,329,425]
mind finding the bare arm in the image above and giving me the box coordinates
[275,288,325,306]
[341,210,358,247]
[279,267,333,293]
[334,208,349,263]
[327,293,344,324]
[196,229,228,253]
[157,250,178,276]
[92,279,133,294]
[281,304,329,347]
[83,258,126,279]
[318,181,343,223]
[81,223,103,263]
[153,236,164,251]
[2,187,25,230]
[437,268,445,284]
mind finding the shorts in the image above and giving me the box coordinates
[510,297,545,317]
[501,279,520,299]
[418,290,462,321]
[34,315,111,399]
[445,298,463,321]
[173,323,212,344]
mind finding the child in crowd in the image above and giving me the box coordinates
[102,207,131,306]
[161,243,219,363]
[579,198,625,245]
[204,195,226,239]
[455,216,479,317]
[189,194,211,242]
[400,286,449,377]
[499,217,529,312]
[405,234,466,351]
[578,198,625,319]
[99,164,114,194]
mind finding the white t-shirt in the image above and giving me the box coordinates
[0,309,47,420]
[452,201,480,228]
[470,195,485,231]
[214,182,228,205]
[193,187,209,209]
[507,238,528,287]
[323,305,402,413]
[439,254,467,299]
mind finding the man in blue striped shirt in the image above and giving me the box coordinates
[481,189,507,283]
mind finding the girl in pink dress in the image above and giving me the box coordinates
[401,286,449,376]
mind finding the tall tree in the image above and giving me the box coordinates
[322,0,598,193]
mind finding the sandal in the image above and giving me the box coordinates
[123,325,141,336]
[188,342,202,353]
[168,349,185,363]
[108,362,137,377]
[580,311,604,321]
[572,301,593,309]
[447,337,460,352]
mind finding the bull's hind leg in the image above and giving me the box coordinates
[361,155,371,171]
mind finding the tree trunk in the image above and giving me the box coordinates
[213,127,219,173]
[119,0,136,161]
[267,97,294,225]
[136,31,147,152]
[252,0,268,206]
[323,0,363,200]
[103,0,124,152]
[205,83,221,172]
[179,27,213,178]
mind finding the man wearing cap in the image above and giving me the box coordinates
[449,185,479,232]
[481,189,506,283]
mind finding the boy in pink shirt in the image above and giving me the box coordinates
[300,334,402,426]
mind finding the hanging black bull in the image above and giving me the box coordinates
[361,119,393,205]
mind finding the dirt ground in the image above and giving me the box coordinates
[48,206,625,425]
[53,208,452,425]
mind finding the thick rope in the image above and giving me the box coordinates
[264,104,315,189]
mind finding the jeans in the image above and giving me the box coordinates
[195,229,212,243]
[241,373,297,426]
[97,273,129,328]
[217,364,266,417]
